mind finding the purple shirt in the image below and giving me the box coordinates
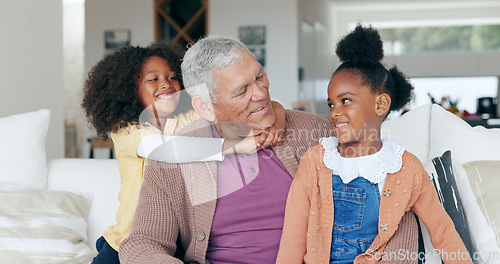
[205,126,292,264]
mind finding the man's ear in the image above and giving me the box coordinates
[192,95,216,121]
[375,93,391,117]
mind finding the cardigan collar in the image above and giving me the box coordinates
[319,137,405,184]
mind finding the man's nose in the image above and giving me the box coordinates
[250,83,267,101]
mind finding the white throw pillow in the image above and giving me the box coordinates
[461,160,500,264]
[429,104,500,165]
[0,109,50,189]
[0,188,95,263]
[382,104,431,163]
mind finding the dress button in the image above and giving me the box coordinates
[307,232,312,238]
[394,202,400,207]
[311,247,317,252]
[396,179,401,185]
[402,188,408,194]
[311,210,317,216]
[383,190,391,197]
[380,223,388,231]
[195,231,206,241]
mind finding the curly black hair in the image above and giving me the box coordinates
[81,41,187,137]
[334,24,414,113]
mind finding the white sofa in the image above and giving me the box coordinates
[47,158,120,250]
[1,104,500,263]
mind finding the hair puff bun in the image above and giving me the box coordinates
[335,24,384,66]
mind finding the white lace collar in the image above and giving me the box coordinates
[319,137,405,184]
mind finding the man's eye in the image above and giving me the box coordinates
[327,103,334,109]
[239,87,247,96]
[149,77,158,82]
[256,74,264,80]
[169,76,178,80]
[342,98,351,104]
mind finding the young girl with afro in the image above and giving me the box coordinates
[82,42,285,263]
[276,25,472,264]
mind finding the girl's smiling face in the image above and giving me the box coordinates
[327,70,387,155]
[138,56,182,118]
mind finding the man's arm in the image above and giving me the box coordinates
[119,162,184,264]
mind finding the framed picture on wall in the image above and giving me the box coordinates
[104,29,131,52]
[291,101,316,113]
[239,25,266,66]
[248,47,265,67]
[238,25,266,45]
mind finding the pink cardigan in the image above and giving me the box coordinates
[276,144,472,264]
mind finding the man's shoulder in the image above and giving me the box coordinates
[176,117,213,137]
[284,109,331,130]
[285,109,327,122]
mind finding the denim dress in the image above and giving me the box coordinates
[330,174,380,264]
[319,137,405,264]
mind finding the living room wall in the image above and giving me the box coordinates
[81,0,154,158]
[0,0,64,160]
[209,0,299,109]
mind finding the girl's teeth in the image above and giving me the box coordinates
[158,94,173,99]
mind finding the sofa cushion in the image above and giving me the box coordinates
[0,188,95,263]
[462,160,500,263]
[382,104,430,163]
[0,109,50,189]
[422,150,476,263]
[429,104,500,165]
[47,158,121,249]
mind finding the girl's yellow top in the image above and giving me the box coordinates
[103,110,200,251]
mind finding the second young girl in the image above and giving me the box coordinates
[82,42,285,263]
[276,25,471,264]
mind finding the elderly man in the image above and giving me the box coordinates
[119,36,418,264]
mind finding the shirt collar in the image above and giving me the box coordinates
[319,137,405,184]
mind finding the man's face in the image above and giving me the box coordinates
[211,49,275,135]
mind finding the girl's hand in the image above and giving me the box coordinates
[222,136,262,155]
[266,101,286,146]
[221,101,286,155]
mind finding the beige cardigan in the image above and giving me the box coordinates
[276,144,472,264]
[119,110,419,264]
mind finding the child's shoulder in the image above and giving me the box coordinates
[111,122,161,140]
[400,150,428,182]
[401,150,424,167]
[175,109,200,122]
[300,142,327,164]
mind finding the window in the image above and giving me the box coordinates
[388,76,499,119]
[379,25,500,55]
